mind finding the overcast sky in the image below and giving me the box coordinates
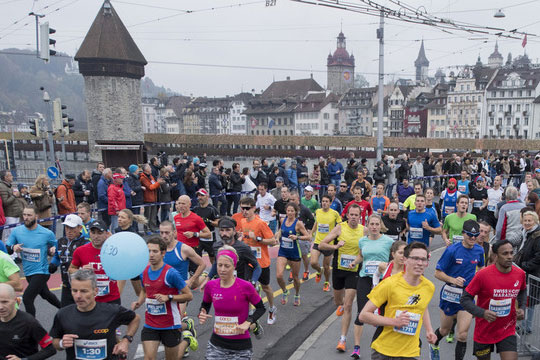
[1,0,539,96]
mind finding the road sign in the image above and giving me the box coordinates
[47,166,59,179]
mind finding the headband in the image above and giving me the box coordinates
[217,249,238,267]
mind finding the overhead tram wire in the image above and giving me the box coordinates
[0,0,70,34]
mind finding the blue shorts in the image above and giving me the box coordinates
[439,285,465,316]
[278,243,301,261]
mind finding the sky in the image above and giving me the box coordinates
[0,0,539,97]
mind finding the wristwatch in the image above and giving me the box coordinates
[168,294,174,301]
[256,236,262,242]
[122,335,133,343]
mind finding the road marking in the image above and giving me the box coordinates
[288,312,337,360]
[260,271,318,303]
[135,344,164,359]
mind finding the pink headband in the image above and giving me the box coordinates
[218,249,238,267]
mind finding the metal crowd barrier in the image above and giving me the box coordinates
[518,274,540,358]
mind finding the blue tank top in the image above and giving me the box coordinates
[163,242,189,281]
[279,218,301,259]
[442,190,458,218]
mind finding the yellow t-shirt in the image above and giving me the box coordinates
[403,194,417,211]
[368,272,435,358]
[336,222,364,272]
[314,208,342,244]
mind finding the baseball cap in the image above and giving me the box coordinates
[89,219,108,232]
[112,173,124,180]
[199,163,207,168]
[63,214,83,228]
[276,176,284,182]
[463,219,480,236]
[196,188,209,196]
[304,185,314,192]
[218,217,236,229]
[536,168,540,173]
[475,176,484,182]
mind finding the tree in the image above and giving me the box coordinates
[354,74,369,88]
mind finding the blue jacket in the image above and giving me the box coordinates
[209,172,223,196]
[97,175,111,209]
[123,179,133,209]
[327,161,344,181]
[285,167,298,188]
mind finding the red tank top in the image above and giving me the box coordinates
[142,264,182,329]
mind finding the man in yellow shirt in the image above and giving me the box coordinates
[403,182,424,211]
[359,241,437,359]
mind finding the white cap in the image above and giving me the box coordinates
[63,214,83,228]
[304,185,314,192]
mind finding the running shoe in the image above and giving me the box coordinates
[445,331,454,343]
[429,344,440,360]
[267,306,277,325]
[182,330,199,351]
[281,290,289,305]
[183,350,189,358]
[294,295,301,306]
[336,305,344,316]
[336,339,346,352]
[302,271,309,281]
[350,346,361,359]
[183,317,197,338]
[288,272,293,283]
[253,321,264,339]
[315,272,322,283]
[323,282,330,292]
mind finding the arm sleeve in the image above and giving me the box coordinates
[27,320,56,360]
[247,300,266,324]
[517,288,527,309]
[460,289,485,318]
[49,313,64,339]
[27,344,56,360]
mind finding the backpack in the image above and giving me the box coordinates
[53,184,67,207]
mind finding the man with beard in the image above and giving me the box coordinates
[440,178,461,220]
[7,205,60,316]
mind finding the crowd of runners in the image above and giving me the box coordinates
[0,151,540,359]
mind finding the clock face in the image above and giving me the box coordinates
[343,70,351,82]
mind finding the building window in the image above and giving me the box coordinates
[525,117,529,125]
[516,118,520,125]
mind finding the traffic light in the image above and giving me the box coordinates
[52,98,66,133]
[63,117,75,135]
[29,118,40,137]
[39,22,56,62]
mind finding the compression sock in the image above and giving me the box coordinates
[434,328,444,346]
[455,341,467,360]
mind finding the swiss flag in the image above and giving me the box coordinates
[522,34,527,48]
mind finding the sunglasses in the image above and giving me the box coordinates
[464,231,480,238]
[241,206,252,211]
[340,185,348,187]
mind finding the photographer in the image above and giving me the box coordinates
[29,175,55,230]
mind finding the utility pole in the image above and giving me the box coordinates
[29,12,44,59]
[376,10,385,162]
[42,89,55,164]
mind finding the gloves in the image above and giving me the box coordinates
[48,263,58,274]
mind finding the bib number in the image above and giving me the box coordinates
[388,235,399,241]
[452,235,464,243]
[250,246,262,259]
[339,254,355,269]
[409,227,423,239]
[489,298,512,317]
[393,310,421,336]
[444,206,455,215]
[441,284,463,304]
[458,185,466,193]
[96,280,110,297]
[398,203,404,211]
[146,298,167,315]
[473,200,482,208]
[74,339,107,360]
[214,316,239,336]
[317,224,330,233]
[21,247,40,263]
[364,261,380,275]
[487,205,496,212]
[281,237,294,249]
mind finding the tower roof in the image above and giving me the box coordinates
[414,40,429,67]
[75,0,146,78]
[489,41,503,60]
[327,31,354,67]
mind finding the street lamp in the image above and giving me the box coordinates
[494,9,505,18]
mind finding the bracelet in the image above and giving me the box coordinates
[59,339,65,349]
[195,232,200,238]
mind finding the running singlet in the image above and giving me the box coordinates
[407,210,440,246]
[164,242,189,281]
[7,224,57,276]
[141,264,186,330]
[368,272,435,358]
[239,216,274,268]
[333,222,364,272]
[174,212,206,248]
[358,235,394,278]
[465,264,526,344]
[278,218,301,260]
[443,213,477,244]
[457,180,470,195]
[441,190,460,218]
[50,302,136,360]
[314,208,342,245]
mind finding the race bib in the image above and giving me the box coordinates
[214,316,239,336]
[398,203,404,211]
[388,235,399,241]
[21,247,40,263]
[487,205,496,212]
[458,185,466,193]
[364,261,380,275]
[250,246,262,259]
[317,224,330,233]
[409,227,423,239]
[339,254,356,269]
[441,284,463,304]
[452,235,464,243]
[393,310,421,336]
[74,339,107,360]
[146,298,167,315]
[489,298,512,317]
[281,237,294,249]
[473,200,482,208]
[96,280,110,297]
[444,206,455,215]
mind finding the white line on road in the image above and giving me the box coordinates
[134,344,164,359]
[288,312,338,360]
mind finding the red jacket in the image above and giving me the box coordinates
[107,183,126,215]
[56,180,77,215]
[139,172,160,203]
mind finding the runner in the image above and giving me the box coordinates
[371,183,390,215]
[301,185,319,214]
[477,221,494,265]
[69,220,126,304]
[442,195,477,246]
[440,178,461,220]
[255,182,277,233]
[348,214,394,359]
[50,214,89,307]
[350,170,372,200]
[486,176,503,229]
[50,269,140,359]
[359,241,437,359]
[7,205,61,316]
[396,177,415,211]
[469,177,489,222]
[319,204,364,352]
[402,182,423,212]
[0,250,22,291]
[372,240,407,286]
[289,190,315,281]
[407,194,441,247]
[274,202,310,306]
[430,220,485,360]
[237,197,278,325]
[198,246,266,360]
[76,202,95,241]
[382,202,407,241]
[341,187,373,225]
[327,184,343,214]
[337,181,354,208]
[425,187,442,220]
[311,195,342,292]
[457,170,471,195]
[461,240,526,360]
[0,283,56,359]
[132,236,198,359]
[192,189,220,264]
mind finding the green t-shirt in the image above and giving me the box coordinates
[0,251,20,283]
[443,213,477,243]
[301,197,320,214]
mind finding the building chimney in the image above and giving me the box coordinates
[286,76,290,80]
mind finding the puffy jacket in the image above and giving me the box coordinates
[108,183,126,215]
[0,180,23,218]
[516,226,540,278]
[29,185,54,226]
[209,172,223,196]
[97,176,111,210]
[327,161,344,181]
[56,180,77,215]
[139,172,160,203]
[496,200,526,250]
[126,173,143,206]
[73,175,94,204]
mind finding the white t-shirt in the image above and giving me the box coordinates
[487,187,504,214]
[256,192,276,222]
[519,183,529,203]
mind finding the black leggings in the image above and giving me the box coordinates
[355,276,373,326]
[23,274,61,316]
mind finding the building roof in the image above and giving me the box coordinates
[473,66,498,89]
[261,77,323,99]
[295,92,340,112]
[327,32,355,67]
[486,67,540,91]
[488,41,503,60]
[414,40,429,67]
[75,0,146,65]
[166,96,192,117]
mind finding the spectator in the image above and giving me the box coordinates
[344,159,357,186]
[56,174,77,216]
[411,156,424,179]
[126,164,144,214]
[250,159,267,186]
[196,163,207,190]
[286,160,298,190]
[73,170,94,205]
[268,166,280,190]
[372,161,386,186]
[29,175,55,230]
[107,172,126,231]
[159,167,173,223]
[241,167,257,197]
[495,186,526,251]
[149,156,161,179]
[396,154,410,183]
[228,162,245,214]
[183,169,199,206]
[327,156,344,186]
[270,177,284,201]
[297,158,309,190]
[17,184,31,205]
[309,163,321,187]
[139,164,164,234]
[97,168,113,227]
[209,166,227,216]
[91,162,104,205]
[277,159,289,186]
[0,170,23,242]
